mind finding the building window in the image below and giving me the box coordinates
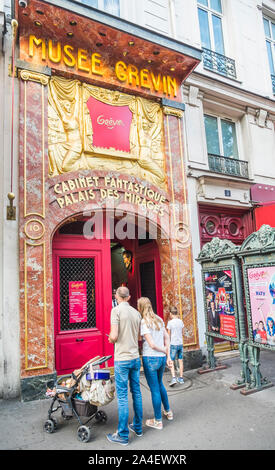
[80,0,120,16]
[263,16,275,94]
[204,114,239,159]
[204,114,249,178]
[197,0,236,79]
[198,0,224,55]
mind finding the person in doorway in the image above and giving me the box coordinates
[138,297,173,430]
[112,289,118,308]
[167,306,185,386]
[107,286,143,446]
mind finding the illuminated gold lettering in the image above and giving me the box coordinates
[128,64,139,86]
[91,53,103,76]
[151,72,161,92]
[29,35,46,61]
[78,48,90,73]
[48,40,61,64]
[162,76,167,94]
[115,61,127,82]
[140,69,151,89]
[167,76,177,97]
[63,44,76,68]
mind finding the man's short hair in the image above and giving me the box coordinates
[116,286,130,299]
[170,306,178,315]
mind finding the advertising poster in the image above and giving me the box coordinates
[69,281,88,324]
[204,270,237,338]
[247,266,275,347]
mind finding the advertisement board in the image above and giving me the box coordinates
[246,265,275,348]
[204,268,238,340]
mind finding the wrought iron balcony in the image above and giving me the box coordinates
[271,74,275,94]
[208,154,249,178]
[202,48,237,79]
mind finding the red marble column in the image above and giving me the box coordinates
[161,106,199,349]
[19,70,54,379]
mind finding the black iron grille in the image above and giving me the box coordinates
[139,261,157,315]
[59,257,96,331]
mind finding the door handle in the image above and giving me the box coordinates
[76,338,84,342]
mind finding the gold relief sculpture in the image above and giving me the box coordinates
[48,76,166,189]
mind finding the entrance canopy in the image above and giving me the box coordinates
[16,0,201,101]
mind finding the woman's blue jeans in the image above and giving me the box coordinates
[114,358,143,441]
[142,356,170,421]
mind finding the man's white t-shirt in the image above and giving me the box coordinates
[167,318,184,346]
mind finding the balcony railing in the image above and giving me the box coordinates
[208,154,249,178]
[202,48,237,79]
[271,74,275,94]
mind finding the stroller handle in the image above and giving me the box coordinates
[91,355,112,367]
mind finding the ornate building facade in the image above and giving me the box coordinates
[1,0,275,399]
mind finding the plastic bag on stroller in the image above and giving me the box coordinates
[79,374,115,407]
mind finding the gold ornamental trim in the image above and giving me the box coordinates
[19,69,49,86]
[24,218,45,240]
[163,106,184,119]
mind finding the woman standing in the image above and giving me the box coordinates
[138,297,173,430]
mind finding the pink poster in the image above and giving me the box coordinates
[86,96,133,153]
[247,266,275,347]
[69,281,88,323]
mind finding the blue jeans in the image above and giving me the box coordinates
[114,358,143,441]
[170,344,183,361]
[142,356,170,421]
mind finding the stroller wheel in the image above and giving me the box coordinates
[77,425,91,443]
[95,410,107,423]
[44,418,57,433]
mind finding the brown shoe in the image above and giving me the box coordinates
[145,418,163,430]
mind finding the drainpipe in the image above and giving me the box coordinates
[168,0,176,39]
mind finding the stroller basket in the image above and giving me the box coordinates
[73,398,97,417]
[60,400,74,417]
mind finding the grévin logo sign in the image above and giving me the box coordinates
[86,96,132,153]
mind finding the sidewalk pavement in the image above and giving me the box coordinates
[1,350,275,452]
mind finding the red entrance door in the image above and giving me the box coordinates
[52,223,112,375]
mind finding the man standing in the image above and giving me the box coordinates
[106,286,143,446]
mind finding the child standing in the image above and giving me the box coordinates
[167,306,184,386]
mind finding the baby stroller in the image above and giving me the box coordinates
[44,355,114,443]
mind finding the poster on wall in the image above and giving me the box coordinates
[247,266,275,348]
[69,281,88,323]
[204,270,237,339]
